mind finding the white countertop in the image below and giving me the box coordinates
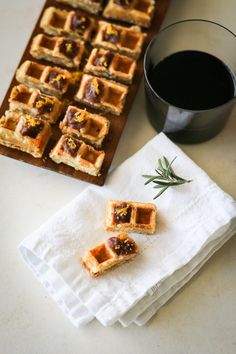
[0,0,236,353]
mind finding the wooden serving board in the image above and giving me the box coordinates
[0,0,171,186]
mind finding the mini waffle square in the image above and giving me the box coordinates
[56,0,103,14]
[105,200,157,234]
[60,105,110,147]
[81,233,138,277]
[84,48,137,84]
[30,33,85,69]
[40,6,95,41]
[103,0,155,28]
[0,111,52,158]
[50,133,105,176]
[92,21,145,59]
[16,60,72,98]
[9,84,63,124]
[74,74,128,115]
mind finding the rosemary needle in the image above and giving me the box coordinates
[142,156,192,199]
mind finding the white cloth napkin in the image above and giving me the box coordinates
[19,133,236,327]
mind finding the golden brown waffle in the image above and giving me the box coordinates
[92,21,145,59]
[84,48,137,84]
[50,133,105,175]
[81,233,138,277]
[103,0,155,28]
[0,111,52,158]
[16,60,72,98]
[74,74,128,115]
[9,84,63,124]
[30,33,85,69]
[60,105,110,147]
[56,0,103,14]
[105,200,157,234]
[40,6,95,41]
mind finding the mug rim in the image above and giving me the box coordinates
[144,18,236,113]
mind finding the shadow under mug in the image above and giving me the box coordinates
[144,19,236,144]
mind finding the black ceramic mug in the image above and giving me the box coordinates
[144,19,236,144]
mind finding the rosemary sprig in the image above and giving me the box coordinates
[143,156,192,199]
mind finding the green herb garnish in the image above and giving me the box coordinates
[143,156,192,199]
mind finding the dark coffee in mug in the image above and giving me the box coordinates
[147,50,235,110]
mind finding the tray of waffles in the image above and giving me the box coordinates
[74,74,128,115]
[0,0,171,185]
[30,33,85,68]
[50,133,105,176]
[81,233,138,277]
[0,111,52,158]
[16,60,72,98]
[105,200,157,234]
[9,84,63,124]
[92,21,145,59]
[40,6,95,41]
[60,105,110,147]
[55,0,103,14]
[103,0,155,28]
[84,47,137,84]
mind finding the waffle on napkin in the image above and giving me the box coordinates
[19,133,236,327]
